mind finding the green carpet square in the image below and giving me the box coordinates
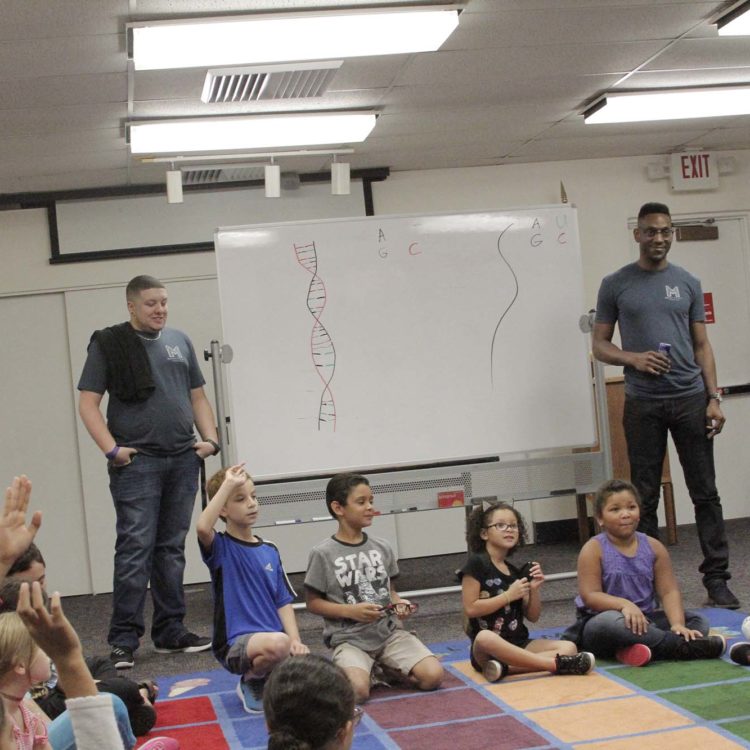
[610,659,745,691]
[720,718,750,743]
[660,682,750,721]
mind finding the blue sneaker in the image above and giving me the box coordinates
[236,676,265,713]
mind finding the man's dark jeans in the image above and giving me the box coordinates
[108,449,201,650]
[623,391,730,587]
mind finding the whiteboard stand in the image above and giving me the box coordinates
[204,339,235,463]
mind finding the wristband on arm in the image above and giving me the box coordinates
[105,445,119,460]
[206,438,221,456]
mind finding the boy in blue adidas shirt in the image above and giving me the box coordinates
[198,463,308,713]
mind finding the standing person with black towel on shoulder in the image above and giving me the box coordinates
[78,275,219,668]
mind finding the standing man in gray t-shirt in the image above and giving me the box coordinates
[78,274,221,668]
[592,202,738,609]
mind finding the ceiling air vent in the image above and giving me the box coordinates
[201,60,343,103]
[182,165,266,185]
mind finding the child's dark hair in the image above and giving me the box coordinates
[466,501,527,553]
[264,655,355,750]
[593,478,641,517]
[0,579,49,614]
[206,467,253,524]
[325,473,369,518]
[6,543,45,578]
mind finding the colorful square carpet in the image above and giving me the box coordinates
[144,608,750,749]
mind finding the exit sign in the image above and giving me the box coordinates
[670,152,719,191]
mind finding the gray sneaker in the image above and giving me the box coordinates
[236,676,265,713]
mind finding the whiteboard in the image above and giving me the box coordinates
[215,206,596,479]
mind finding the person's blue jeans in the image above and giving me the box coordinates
[48,694,135,750]
[623,392,730,587]
[108,449,201,650]
[580,609,709,661]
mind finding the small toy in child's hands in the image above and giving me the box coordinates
[518,561,534,581]
[381,601,419,617]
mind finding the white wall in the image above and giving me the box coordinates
[1,151,749,594]
[371,153,750,527]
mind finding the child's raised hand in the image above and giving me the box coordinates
[17,581,83,662]
[0,476,42,570]
[620,602,649,635]
[223,463,247,487]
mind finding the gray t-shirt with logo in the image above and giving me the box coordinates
[77,326,205,455]
[304,533,400,651]
[595,262,705,399]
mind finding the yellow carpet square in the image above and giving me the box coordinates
[577,726,747,750]
[532,695,693,743]
[489,672,634,710]
[451,661,633,711]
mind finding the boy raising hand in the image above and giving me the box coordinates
[198,464,308,714]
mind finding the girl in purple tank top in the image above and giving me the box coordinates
[567,479,724,666]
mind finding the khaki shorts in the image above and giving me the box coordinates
[332,629,434,678]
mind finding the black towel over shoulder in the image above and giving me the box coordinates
[89,322,155,403]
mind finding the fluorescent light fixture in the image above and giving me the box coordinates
[128,7,459,70]
[331,161,350,195]
[717,1,750,35]
[264,164,281,198]
[129,112,376,154]
[584,86,750,124]
[166,169,183,203]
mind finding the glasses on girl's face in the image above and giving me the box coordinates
[352,706,364,727]
[485,522,518,532]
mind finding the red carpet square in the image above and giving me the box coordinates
[365,688,503,729]
[370,670,464,699]
[389,714,548,750]
[142,724,229,750]
[153,697,217,728]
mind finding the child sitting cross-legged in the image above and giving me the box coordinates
[564,479,726,666]
[304,473,444,704]
[198,464,309,715]
[461,501,595,681]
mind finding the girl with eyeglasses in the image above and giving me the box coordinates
[263,655,361,750]
[460,501,595,681]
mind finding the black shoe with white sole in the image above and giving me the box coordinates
[110,645,135,669]
[153,632,212,654]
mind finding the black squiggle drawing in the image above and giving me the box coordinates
[490,224,518,387]
[294,241,337,430]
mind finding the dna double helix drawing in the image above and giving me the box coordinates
[294,241,337,430]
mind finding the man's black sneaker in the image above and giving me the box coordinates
[675,634,726,660]
[705,582,740,610]
[110,645,135,669]
[730,641,750,665]
[555,651,595,675]
[153,632,212,654]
